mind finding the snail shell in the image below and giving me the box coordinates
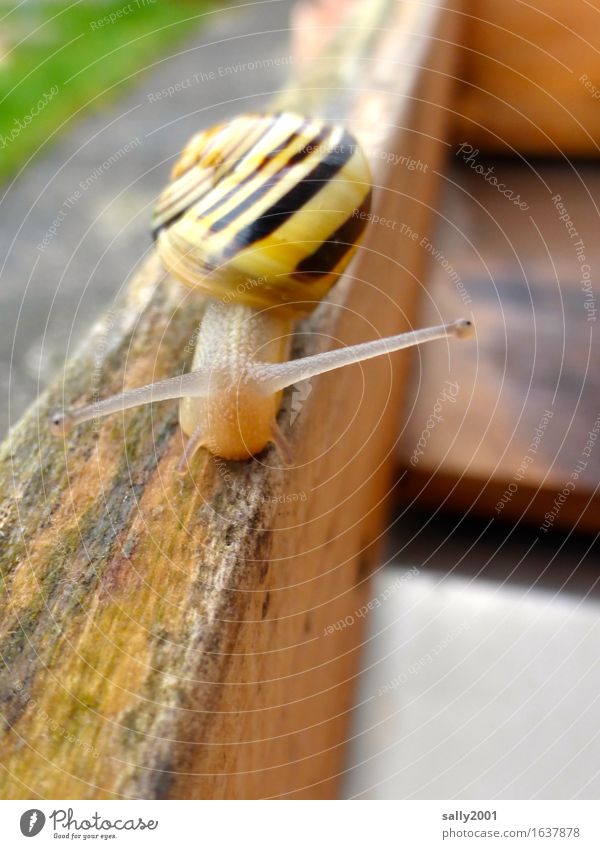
[152,112,372,313]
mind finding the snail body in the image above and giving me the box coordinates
[178,302,293,461]
[52,112,473,466]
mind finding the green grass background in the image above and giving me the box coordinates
[0,1,212,183]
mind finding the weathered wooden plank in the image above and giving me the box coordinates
[0,0,462,799]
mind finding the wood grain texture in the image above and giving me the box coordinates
[0,0,462,799]
[453,0,600,155]
[398,160,600,534]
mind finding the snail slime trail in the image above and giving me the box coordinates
[52,112,474,466]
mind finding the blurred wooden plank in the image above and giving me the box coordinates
[398,159,600,533]
[0,0,463,799]
[454,0,600,155]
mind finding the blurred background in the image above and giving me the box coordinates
[1,0,599,798]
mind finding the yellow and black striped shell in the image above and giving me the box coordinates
[152,112,372,313]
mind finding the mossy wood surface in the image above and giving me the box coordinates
[0,0,460,799]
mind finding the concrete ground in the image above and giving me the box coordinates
[342,514,600,799]
[1,0,598,802]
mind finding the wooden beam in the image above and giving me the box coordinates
[453,0,600,156]
[0,0,462,799]
[397,159,600,534]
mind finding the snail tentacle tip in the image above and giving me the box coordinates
[50,410,74,437]
[452,318,475,340]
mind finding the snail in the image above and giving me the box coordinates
[51,112,473,466]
